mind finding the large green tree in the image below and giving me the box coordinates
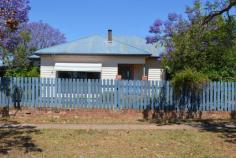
[147,0,236,81]
[168,17,236,81]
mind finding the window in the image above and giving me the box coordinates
[57,71,100,79]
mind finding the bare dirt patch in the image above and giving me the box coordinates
[1,108,146,124]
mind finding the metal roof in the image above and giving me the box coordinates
[35,35,164,57]
[28,54,40,59]
[114,36,164,57]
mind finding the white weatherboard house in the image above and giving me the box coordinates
[35,30,165,80]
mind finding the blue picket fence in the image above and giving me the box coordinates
[0,77,235,111]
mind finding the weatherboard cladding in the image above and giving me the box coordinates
[35,35,163,57]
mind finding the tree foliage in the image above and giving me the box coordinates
[171,68,209,97]
[0,0,30,115]
[22,21,66,51]
[203,0,236,24]
[7,22,66,69]
[11,31,31,68]
[0,0,30,51]
[0,1,66,77]
[170,68,209,114]
[4,67,39,77]
[147,0,236,81]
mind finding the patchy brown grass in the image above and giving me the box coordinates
[1,109,147,124]
[0,128,236,158]
[0,114,147,125]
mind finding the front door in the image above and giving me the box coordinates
[118,64,134,80]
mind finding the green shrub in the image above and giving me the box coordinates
[4,68,28,77]
[27,67,40,77]
[202,70,236,81]
[233,76,236,82]
[4,67,40,77]
[171,68,209,98]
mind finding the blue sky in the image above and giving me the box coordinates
[29,0,193,41]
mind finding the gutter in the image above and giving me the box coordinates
[34,52,153,57]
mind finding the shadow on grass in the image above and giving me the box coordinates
[0,124,43,155]
[145,117,236,145]
[0,118,20,125]
[188,119,236,144]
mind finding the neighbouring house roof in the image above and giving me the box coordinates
[0,60,3,67]
[28,54,40,59]
[35,35,164,57]
[0,51,3,67]
[0,55,39,66]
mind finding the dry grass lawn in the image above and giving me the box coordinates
[0,127,236,158]
[1,110,236,158]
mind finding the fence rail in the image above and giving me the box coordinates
[0,77,235,111]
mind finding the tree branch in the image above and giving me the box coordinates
[202,0,236,25]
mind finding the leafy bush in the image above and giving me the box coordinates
[4,68,28,77]
[4,67,40,77]
[171,68,209,99]
[27,67,40,77]
[233,76,236,82]
[202,69,236,82]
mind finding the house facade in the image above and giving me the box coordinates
[36,30,165,80]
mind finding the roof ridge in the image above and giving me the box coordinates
[98,35,152,54]
[113,35,145,39]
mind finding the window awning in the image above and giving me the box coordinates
[54,63,102,72]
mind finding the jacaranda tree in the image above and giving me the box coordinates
[23,21,66,51]
[0,0,30,51]
[0,0,30,116]
[147,0,236,118]
[146,0,236,81]
[5,21,66,77]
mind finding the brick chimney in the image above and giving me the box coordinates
[108,29,112,42]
